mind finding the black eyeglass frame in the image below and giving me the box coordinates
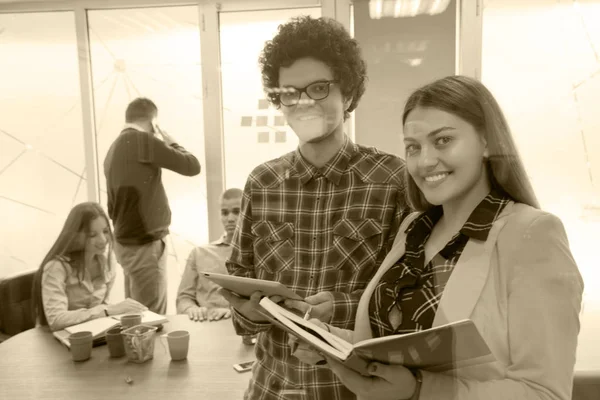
[269,80,339,107]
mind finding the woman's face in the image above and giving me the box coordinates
[84,217,110,256]
[403,107,489,208]
[278,57,349,144]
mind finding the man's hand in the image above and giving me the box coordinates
[207,307,231,321]
[155,124,176,146]
[218,289,269,323]
[187,306,208,322]
[284,291,333,323]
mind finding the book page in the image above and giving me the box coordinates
[53,330,70,348]
[352,319,494,371]
[64,317,119,338]
[259,298,353,357]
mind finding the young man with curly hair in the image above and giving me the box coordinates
[221,16,409,400]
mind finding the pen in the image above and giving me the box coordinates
[303,306,312,321]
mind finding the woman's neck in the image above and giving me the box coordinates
[440,181,491,234]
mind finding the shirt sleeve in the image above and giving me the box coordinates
[134,131,201,176]
[419,213,584,400]
[176,249,201,314]
[102,253,116,304]
[226,179,272,336]
[42,260,107,332]
[329,291,363,330]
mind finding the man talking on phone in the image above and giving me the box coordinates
[104,97,200,314]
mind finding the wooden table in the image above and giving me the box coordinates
[2,313,599,399]
[0,315,255,400]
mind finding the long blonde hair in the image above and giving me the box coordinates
[402,75,539,211]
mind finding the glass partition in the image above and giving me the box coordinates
[219,7,321,189]
[0,11,86,278]
[87,6,206,311]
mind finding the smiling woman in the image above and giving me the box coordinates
[402,75,539,215]
[31,202,147,332]
[403,110,491,216]
[292,76,584,400]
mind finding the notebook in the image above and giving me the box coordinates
[259,297,495,375]
[53,310,168,348]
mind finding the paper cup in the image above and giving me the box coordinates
[68,331,93,362]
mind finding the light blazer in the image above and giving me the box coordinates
[332,202,584,400]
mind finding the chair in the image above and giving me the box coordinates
[573,370,600,400]
[0,269,37,341]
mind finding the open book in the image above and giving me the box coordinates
[259,297,495,375]
[53,310,168,348]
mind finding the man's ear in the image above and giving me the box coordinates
[344,97,352,111]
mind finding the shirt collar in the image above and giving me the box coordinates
[292,135,357,186]
[407,188,509,247]
[459,188,510,241]
[210,233,230,246]
[123,122,148,133]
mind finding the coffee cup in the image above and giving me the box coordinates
[68,331,93,362]
[120,314,142,329]
[162,330,190,361]
[106,327,125,358]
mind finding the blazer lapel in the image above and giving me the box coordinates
[432,207,511,327]
[354,213,419,341]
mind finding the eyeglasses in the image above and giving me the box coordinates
[268,80,338,107]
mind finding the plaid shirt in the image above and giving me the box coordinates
[226,136,408,400]
[369,189,509,337]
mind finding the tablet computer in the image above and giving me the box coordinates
[201,272,303,300]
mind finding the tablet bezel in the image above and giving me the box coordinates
[201,272,303,300]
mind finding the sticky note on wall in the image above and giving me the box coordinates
[275,131,286,143]
[256,116,268,127]
[257,131,269,143]
[258,99,269,110]
[241,116,252,126]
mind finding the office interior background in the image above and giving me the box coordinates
[0,0,598,365]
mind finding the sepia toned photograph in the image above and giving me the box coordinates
[0,0,598,399]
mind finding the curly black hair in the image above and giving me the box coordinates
[258,15,367,121]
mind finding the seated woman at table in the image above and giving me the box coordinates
[289,75,584,400]
[32,202,146,332]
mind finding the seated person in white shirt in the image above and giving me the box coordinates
[176,188,242,322]
[31,202,147,332]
